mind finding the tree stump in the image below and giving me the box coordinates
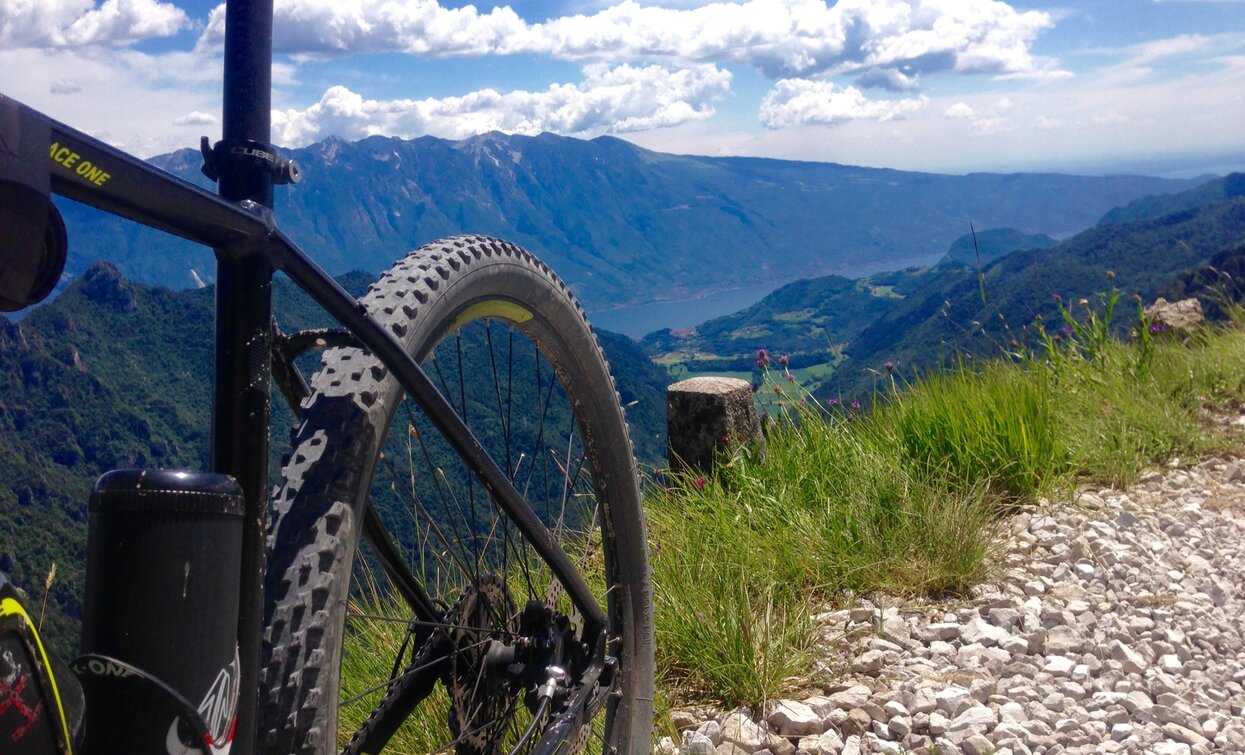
[667,376,762,474]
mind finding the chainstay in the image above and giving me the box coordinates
[340,591,464,755]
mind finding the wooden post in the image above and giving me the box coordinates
[667,376,762,474]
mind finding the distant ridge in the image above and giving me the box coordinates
[1098,173,1245,226]
[52,132,1196,311]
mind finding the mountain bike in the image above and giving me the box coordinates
[0,0,654,752]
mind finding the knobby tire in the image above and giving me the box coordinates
[258,236,654,754]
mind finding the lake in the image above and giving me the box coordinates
[587,282,783,339]
[587,255,938,340]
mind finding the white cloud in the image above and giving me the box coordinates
[0,0,188,47]
[856,67,921,91]
[970,116,1012,133]
[1127,33,1213,65]
[199,0,1059,82]
[271,64,731,146]
[945,101,974,118]
[174,111,219,126]
[0,46,222,156]
[1034,115,1062,129]
[758,79,927,128]
[49,79,82,94]
[1092,110,1130,125]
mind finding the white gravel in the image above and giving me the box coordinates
[659,456,1245,755]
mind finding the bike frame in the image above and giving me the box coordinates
[1,0,606,751]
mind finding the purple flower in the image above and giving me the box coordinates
[850,400,862,411]
[828,397,840,407]
[1150,323,1166,333]
[786,374,795,382]
[751,382,760,393]
[778,354,789,367]
[1062,325,1074,335]
[1052,293,1062,304]
[756,348,771,368]
[883,360,895,373]
[693,476,708,491]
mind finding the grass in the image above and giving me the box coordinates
[646,305,1245,721]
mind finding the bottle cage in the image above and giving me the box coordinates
[0,96,68,313]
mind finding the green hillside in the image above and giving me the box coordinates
[940,227,1058,266]
[826,197,1245,397]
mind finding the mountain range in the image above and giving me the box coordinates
[52,132,1198,312]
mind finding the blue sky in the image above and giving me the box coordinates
[2,0,1243,175]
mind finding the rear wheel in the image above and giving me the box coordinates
[259,236,654,754]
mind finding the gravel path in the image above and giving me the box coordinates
[660,456,1245,755]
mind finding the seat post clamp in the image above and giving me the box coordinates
[200,137,302,185]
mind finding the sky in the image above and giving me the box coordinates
[1,0,1243,176]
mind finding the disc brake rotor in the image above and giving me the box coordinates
[447,575,518,754]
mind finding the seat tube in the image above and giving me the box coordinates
[215,2,276,754]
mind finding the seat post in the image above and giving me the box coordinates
[214,2,277,753]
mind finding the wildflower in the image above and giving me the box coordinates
[1150,323,1166,333]
[1010,339,1019,348]
[1053,334,1063,344]
[828,397,840,407]
[786,373,795,382]
[778,354,789,367]
[693,476,708,491]
[761,411,770,422]
[883,360,895,373]
[1062,325,1074,335]
[751,382,760,393]
[850,400,861,411]
[846,413,855,422]
[1132,294,1142,303]
[756,348,770,368]
[1078,298,1089,307]
[1052,293,1062,304]
[1106,270,1116,279]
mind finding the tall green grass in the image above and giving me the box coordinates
[892,365,1063,499]
[648,312,1245,715]
[648,392,1001,710]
